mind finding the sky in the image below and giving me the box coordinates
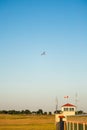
[0,0,87,112]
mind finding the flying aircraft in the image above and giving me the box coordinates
[41,51,46,56]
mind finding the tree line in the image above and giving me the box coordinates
[0,109,53,115]
[0,109,85,115]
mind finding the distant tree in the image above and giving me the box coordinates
[15,111,21,114]
[43,112,47,115]
[24,109,31,114]
[6,110,20,114]
[0,110,8,114]
[48,112,52,115]
[76,110,84,115]
[37,109,43,115]
[32,111,36,115]
[21,110,25,114]
[8,110,16,114]
[54,110,61,114]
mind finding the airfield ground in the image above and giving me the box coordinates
[0,114,55,130]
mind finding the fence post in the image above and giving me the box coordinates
[69,122,71,130]
[83,123,85,130]
[77,122,79,130]
[64,121,67,130]
[67,122,69,130]
[73,122,74,130]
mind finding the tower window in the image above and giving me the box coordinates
[64,108,68,111]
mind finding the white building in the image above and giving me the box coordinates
[61,103,76,116]
[55,103,76,123]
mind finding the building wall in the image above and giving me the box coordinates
[62,111,75,116]
[61,106,76,112]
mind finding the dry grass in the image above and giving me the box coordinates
[0,114,55,130]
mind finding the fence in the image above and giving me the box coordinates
[66,121,87,130]
[66,115,87,130]
[55,115,87,130]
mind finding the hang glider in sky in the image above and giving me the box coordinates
[41,51,46,56]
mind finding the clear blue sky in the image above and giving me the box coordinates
[0,0,87,112]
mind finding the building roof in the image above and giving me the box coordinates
[59,115,65,118]
[62,103,76,107]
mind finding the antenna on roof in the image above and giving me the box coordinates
[75,92,78,112]
[55,97,58,113]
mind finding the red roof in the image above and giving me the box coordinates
[59,116,65,118]
[62,103,76,107]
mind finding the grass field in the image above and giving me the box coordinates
[0,114,55,130]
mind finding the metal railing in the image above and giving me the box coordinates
[55,114,87,130]
[66,121,87,130]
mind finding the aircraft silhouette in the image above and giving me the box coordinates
[41,51,46,56]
